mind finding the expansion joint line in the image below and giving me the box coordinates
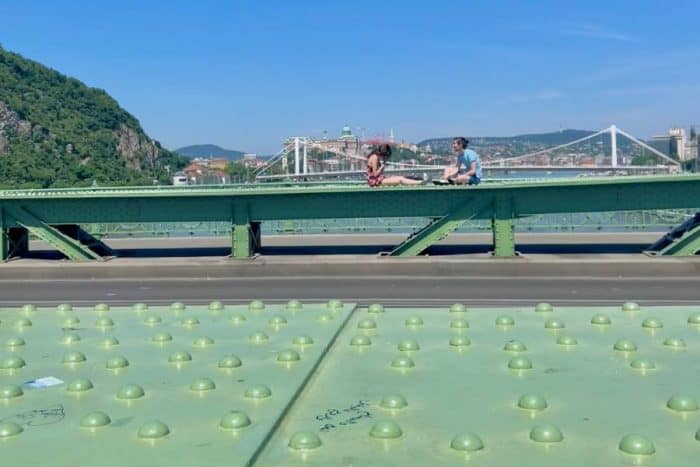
[245,304,361,466]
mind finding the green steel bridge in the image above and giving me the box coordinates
[1,175,700,261]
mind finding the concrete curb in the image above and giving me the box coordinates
[2,256,699,280]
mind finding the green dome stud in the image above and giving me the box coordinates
[529,424,563,443]
[288,431,322,450]
[369,421,402,439]
[450,433,484,451]
[219,411,251,430]
[80,412,111,429]
[379,394,408,410]
[619,434,655,455]
[0,422,23,438]
[248,300,265,311]
[137,421,170,439]
[244,384,272,399]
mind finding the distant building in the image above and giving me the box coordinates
[182,159,230,185]
[172,172,188,186]
[651,127,690,161]
[649,136,673,157]
[397,142,419,152]
[285,126,363,172]
[241,153,266,168]
[686,139,699,164]
[684,127,698,165]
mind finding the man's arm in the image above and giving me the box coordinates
[464,161,476,177]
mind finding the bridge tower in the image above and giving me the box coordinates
[303,138,308,175]
[610,124,618,168]
[294,138,300,175]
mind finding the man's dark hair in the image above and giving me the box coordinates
[453,137,469,149]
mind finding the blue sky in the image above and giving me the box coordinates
[1,0,698,153]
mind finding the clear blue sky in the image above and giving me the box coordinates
[1,0,698,153]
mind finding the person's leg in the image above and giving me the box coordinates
[442,167,458,180]
[453,173,469,184]
[453,174,480,185]
[399,176,424,185]
[382,176,423,186]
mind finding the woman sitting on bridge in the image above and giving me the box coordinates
[366,144,426,187]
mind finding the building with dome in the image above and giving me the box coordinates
[285,126,363,172]
[340,125,355,139]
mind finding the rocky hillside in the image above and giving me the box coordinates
[0,46,186,189]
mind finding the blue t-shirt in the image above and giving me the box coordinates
[457,149,482,179]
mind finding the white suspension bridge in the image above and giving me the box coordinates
[255,125,681,181]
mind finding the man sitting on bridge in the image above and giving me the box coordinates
[435,137,482,185]
[366,144,426,187]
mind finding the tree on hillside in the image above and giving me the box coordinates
[226,161,253,183]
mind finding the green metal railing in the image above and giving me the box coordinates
[2,174,700,259]
[79,209,697,238]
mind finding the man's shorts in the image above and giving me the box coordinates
[457,168,480,185]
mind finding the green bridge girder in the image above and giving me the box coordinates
[389,199,492,256]
[1,175,700,260]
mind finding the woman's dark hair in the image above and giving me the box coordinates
[368,144,392,159]
[376,144,392,158]
[453,137,469,149]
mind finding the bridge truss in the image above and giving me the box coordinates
[1,175,700,260]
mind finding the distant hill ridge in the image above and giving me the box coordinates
[418,129,597,153]
[175,144,246,161]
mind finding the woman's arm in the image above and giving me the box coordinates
[368,154,380,176]
[376,158,386,175]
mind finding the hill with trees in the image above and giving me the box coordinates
[418,130,597,154]
[0,46,187,189]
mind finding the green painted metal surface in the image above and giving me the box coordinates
[661,225,700,255]
[492,195,516,257]
[0,301,354,466]
[7,207,101,261]
[645,213,700,256]
[2,302,700,465]
[257,303,700,466]
[1,175,700,259]
[79,209,700,237]
[390,200,490,256]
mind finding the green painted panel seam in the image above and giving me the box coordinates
[246,305,360,467]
